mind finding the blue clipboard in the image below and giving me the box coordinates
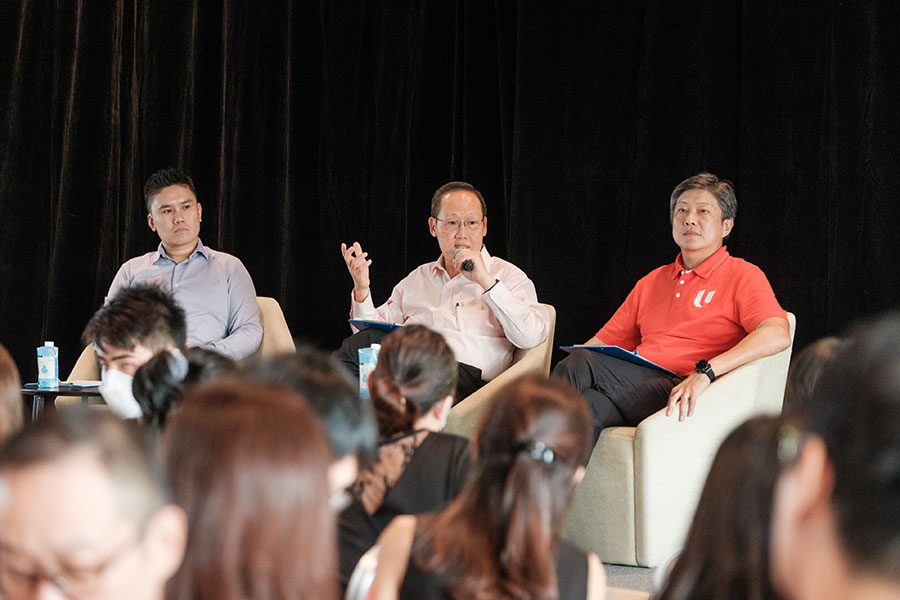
[559,345,676,376]
[348,319,402,333]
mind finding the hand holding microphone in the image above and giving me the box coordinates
[453,248,474,272]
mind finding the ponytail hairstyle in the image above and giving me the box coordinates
[367,325,457,439]
[133,348,235,428]
[415,374,592,599]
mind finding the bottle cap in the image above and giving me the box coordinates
[44,341,54,347]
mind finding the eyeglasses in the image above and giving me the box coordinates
[433,217,484,231]
[0,526,144,598]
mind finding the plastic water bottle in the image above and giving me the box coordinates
[36,341,59,390]
[358,343,381,400]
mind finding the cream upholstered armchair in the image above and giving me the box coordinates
[563,313,796,567]
[65,296,295,385]
[443,304,556,438]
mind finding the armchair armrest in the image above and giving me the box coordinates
[632,360,772,564]
[445,343,546,438]
[444,304,556,439]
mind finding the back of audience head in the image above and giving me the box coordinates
[657,415,792,600]
[367,325,457,439]
[782,336,843,418]
[0,343,23,444]
[83,285,187,377]
[242,346,377,495]
[416,374,592,598]
[0,408,186,600]
[771,313,900,599]
[133,348,235,428]
[164,378,337,600]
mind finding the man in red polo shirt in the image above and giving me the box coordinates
[554,173,791,444]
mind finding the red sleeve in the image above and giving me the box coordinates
[596,284,643,350]
[735,264,787,332]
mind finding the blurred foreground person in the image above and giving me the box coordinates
[133,347,236,428]
[83,285,186,418]
[770,313,900,600]
[781,336,842,418]
[339,325,470,588]
[0,342,23,443]
[370,375,605,600]
[242,346,377,498]
[656,415,791,600]
[165,379,337,600]
[0,409,187,600]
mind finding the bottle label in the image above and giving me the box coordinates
[36,346,59,390]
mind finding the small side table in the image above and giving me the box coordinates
[21,384,103,422]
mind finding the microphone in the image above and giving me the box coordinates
[453,249,474,272]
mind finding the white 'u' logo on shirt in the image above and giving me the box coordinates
[693,290,716,308]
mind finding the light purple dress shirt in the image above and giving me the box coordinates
[106,239,262,359]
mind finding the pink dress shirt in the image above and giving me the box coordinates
[350,246,549,381]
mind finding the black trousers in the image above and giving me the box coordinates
[553,349,683,446]
[334,328,486,403]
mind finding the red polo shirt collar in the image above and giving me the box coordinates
[673,246,730,280]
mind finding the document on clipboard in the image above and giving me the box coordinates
[348,319,402,333]
[559,345,676,376]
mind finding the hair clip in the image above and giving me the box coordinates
[517,440,555,465]
[777,424,804,465]
[169,349,189,382]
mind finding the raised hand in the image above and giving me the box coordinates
[341,242,372,302]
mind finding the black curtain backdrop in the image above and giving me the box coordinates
[2,1,899,380]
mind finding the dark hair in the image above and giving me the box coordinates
[669,172,737,222]
[144,167,196,213]
[657,416,791,600]
[367,325,457,439]
[165,379,337,600]
[414,375,592,599]
[242,346,377,459]
[132,348,236,428]
[83,285,187,354]
[0,343,23,443]
[430,181,487,219]
[782,336,843,419]
[806,313,900,578]
[0,408,167,519]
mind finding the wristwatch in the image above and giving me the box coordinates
[694,359,716,383]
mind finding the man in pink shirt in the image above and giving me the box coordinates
[337,181,549,400]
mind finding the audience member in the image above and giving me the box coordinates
[0,408,186,600]
[781,336,842,418]
[338,325,470,589]
[656,415,792,600]
[370,374,605,600]
[554,173,790,443]
[770,313,900,600]
[242,346,377,498]
[0,342,23,443]
[132,347,236,428]
[338,181,549,399]
[164,379,337,600]
[106,167,262,359]
[83,285,186,418]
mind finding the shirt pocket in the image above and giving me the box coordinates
[455,304,500,338]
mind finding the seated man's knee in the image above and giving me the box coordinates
[552,349,592,382]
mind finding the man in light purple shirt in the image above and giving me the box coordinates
[106,168,262,360]
[337,181,549,400]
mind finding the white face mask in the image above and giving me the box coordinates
[98,369,143,419]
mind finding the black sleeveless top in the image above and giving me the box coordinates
[399,534,589,600]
